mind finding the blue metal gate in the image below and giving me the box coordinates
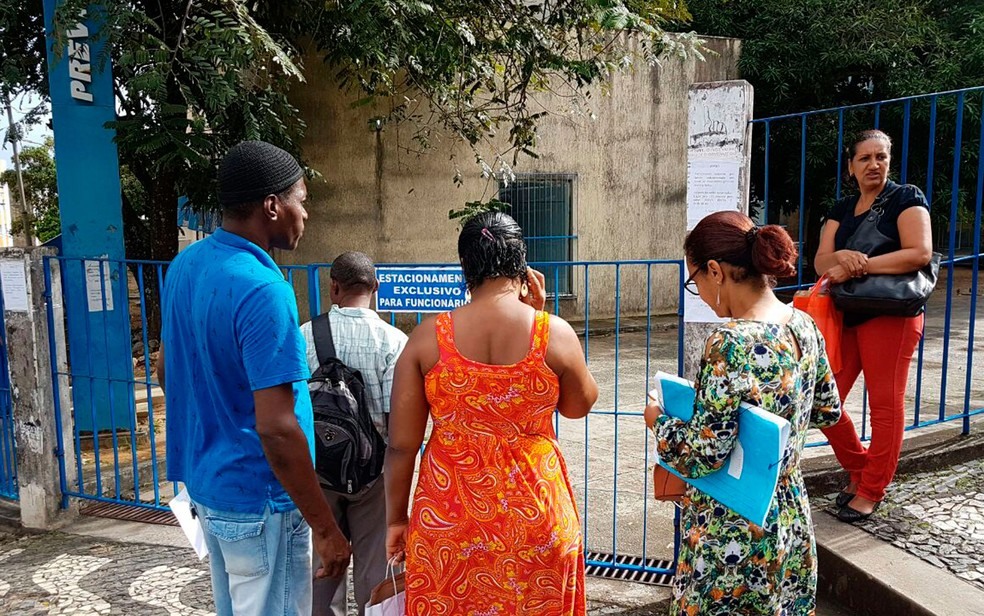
[0,285,18,501]
[751,85,984,439]
[46,254,687,578]
[43,84,982,584]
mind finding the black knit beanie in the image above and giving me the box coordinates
[217,141,304,207]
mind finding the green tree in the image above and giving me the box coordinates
[3,0,698,336]
[686,0,984,267]
[1,137,60,243]
[4,0,697,265]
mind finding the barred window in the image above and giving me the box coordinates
[498,173,576,297]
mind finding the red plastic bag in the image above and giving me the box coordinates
[793,276,843,373]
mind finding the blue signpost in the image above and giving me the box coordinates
[43,2,132,431]
[375,267,468,313]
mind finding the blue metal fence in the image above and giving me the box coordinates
[751,86,984,441]
[0,286,17,501]
[37,84,982,582]
[45,255,687,576]
[45,257,173,512]
[287,259,687,576]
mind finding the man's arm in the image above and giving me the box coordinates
[254,384,351,578]
[238,281,350,578]
[156,344,165,393]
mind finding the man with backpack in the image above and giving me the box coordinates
[300,252,409,616]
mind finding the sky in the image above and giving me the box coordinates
[1,92,53,167]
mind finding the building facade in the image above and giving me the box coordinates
[282,36,743,321]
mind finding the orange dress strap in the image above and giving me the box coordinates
[434,311,456,362]
[529,310,551,363]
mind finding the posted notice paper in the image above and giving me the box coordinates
[0,261,29,312]
[686,159,741,230]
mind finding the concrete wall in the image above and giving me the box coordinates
[283,36,742,321]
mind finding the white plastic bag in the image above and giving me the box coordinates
[365,558,405,616]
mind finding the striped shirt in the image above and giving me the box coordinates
[300,306,408,440]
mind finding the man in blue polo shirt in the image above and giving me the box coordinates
[159,141,350,616]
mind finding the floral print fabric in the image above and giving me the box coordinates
[405,310,585,615]
[655,310,841,616]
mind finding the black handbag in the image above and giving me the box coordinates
[829,198,942,317]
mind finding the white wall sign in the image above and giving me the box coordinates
[683,81,753,326]
[0,260,29,312]
[85,259,114,312]
[686,159,742,230]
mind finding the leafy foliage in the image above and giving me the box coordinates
[4,0,698,262]
[1,137,60,242]
[448,198,511,226]
[312,0,698,177]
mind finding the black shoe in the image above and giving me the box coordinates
[835,491,855,508]
[836,502,880,523]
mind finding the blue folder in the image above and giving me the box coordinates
[653,371,790,526]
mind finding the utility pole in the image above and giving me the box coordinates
[3,91,34,247]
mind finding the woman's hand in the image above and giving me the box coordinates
[825,264,856,284]
[644,399,664,429]
[522,267,547,311]
[386,521,408,563]
[834,250,868,278]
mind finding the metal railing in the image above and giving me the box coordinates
[35,84,982,581]
[45,255,687,576]
[287,258,689,576]
[45,257,172,511]
[0,290,17,501]
[751,86,984,441]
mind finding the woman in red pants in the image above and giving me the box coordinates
[815,129,934,522]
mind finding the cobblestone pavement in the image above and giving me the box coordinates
[0,529,669,615]
[0,531,215,615]
[814,457,984,591]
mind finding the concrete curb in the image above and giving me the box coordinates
[808,419,984,615]
[814,512,984,616]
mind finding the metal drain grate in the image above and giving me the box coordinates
[80,502,178,526]
[584,550,675,586]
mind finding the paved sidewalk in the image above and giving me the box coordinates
[814,456,984,590]
[810,452,984,616]
[0,524,673,615]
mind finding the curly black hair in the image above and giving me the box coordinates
[458,212,527,291]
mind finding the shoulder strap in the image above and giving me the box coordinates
[312,312,337,365]
[870,182,903,215]
[435,312,456,362]
[530,310,550,361]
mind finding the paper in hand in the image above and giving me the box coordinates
[169,488,209,560]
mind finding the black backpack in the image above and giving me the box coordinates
[308,313,386,494]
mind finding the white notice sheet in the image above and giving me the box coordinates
[686,159,742,230]
[0,261,29,312]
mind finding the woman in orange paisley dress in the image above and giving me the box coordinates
[384,212,598,616]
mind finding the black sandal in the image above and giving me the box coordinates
[835,491,855,508]
[836,501,880,523]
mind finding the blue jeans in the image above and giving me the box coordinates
[193,500,312,616]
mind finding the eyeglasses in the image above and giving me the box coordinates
[684,270,701,296]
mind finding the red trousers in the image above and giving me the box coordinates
[820,314,924,502]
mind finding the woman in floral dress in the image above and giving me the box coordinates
[646,211,842,616]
